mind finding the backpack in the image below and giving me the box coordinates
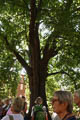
[33,105,46,120]
[8,115,14,120]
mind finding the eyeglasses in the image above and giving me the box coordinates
[52,98,59,104]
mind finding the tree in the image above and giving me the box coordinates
[0,46,21,98]
[0,0,80,117]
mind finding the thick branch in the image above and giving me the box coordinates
[42,36,58,68]
[43,47,58,63]
[4,35,31,76]
[43,30,60,59]
[29,0,36,46]
[13,50,31,75]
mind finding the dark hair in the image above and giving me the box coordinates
[22,96,25,99]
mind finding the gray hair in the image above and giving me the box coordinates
[54,90,73,113]
[12,97,23,113]
[74,89,80,98]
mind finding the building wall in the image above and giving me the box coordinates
[17,75,25,97]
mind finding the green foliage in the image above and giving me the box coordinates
[46,75,60,112]
[0,0,80,101]
[0,46,21,98]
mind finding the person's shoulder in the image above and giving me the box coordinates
[19,114,24,120]
[42,106,46,109]
[67,116,77,120]
[11,113,24,120]
[1,115,9,120]
[19,113,24,118]
[42,106,47,111]
[54,115,61,120]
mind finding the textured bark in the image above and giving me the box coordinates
[28,1,49,117]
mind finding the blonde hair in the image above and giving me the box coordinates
[12,97,23,113]
[35,97,43,105]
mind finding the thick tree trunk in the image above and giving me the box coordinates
[27,0,51,120]
[29,71,47,108]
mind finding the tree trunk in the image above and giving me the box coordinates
[27,0,51,120]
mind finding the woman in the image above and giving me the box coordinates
[52,90,76,120]
[1,97,24,120]
[31,97,48,120]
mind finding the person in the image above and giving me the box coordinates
[52,90,76,120]
[21,96,28,120]
[74,89,80,119]
[21,96,27,115]
[31,97,48,120]
[1,97,24,120]
[1,98,11,118]
[51,112,61,120]
[6,98,13,115]
[2,98,10,118]
[6,107,13,115]
[74,89,80,107]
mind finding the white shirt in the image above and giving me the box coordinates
[51,112,61,120]
[1,113,24,120]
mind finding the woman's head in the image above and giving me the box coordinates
[11,97,23,113]
[35,97,43,105]
[52,90,73,114]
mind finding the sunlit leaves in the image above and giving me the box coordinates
[0,0,80,99]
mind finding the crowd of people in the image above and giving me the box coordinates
[0,90,80,120]
[0,96,27,120]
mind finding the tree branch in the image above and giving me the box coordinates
[47,70,73,79]
[4,35,32,76]
[29,0,36,46]
[42,32,59,67]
